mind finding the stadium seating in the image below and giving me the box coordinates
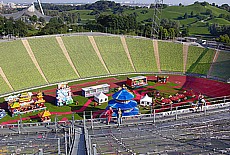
[0,76,12,94]
[28,37,78,83]
[209,51,230,79]
[186,46,215,75]
[94,36,134,74]
[61,36,108,77]
[0,35,228,95]
[158,41,183,72]
[0,40,46,91]
[125,38,158,72]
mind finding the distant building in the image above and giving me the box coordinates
[1,3,51,22]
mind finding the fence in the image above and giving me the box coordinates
[83,95,230,155]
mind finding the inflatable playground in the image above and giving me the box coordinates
[5,91,46,117]
[56,83,73,106]
[0,34,229,125]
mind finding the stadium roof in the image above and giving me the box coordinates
[1,4,51,22]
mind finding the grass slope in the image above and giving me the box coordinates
[125,38,158,72]
[158,41,183,72]
[0,76,11,94]
[189,21,210,35]
[28,37,78,83]
[94,36,134,74]
[186,46,215,75]
[0,40,46,91]
[210,51,230,79]
[206,18,230,25]
[61,36,108,77]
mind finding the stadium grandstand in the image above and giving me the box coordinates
[0,33,229,155]
[0,33,229,95]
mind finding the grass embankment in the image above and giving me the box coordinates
[61,36,108,77]
[186,46,215,75]
[94,36,134,74]
[158,41,183,72]
[0,40,46,91]
[28,37,78,83]
[209,51,230,79]
[125,38,158,72]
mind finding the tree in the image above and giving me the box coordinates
[205,9,212,15]
[162,28,168,39]
[168,28,175,39]
[38,17,45,23]
[182,27,189,36]
[30,15,38,23]
[184,13,188,19]
[218,34,230,45]
[190,11,194,17]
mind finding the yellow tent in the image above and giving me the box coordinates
[39,110,51,118]
[10,102,20,109]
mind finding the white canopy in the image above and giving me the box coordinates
[94,92,108,104]
[140,94,152,106]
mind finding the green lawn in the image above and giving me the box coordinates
[0,40,46,91]
[189,22,210,35]
[209,51,230,79]
[186,46,215,75]
[61,36,108,77]
[158,41,183,72]
[125,37,158,72]
[28,37,78,83]
[206,18,230,25]
[68,10,95,21]
[94,36,134,74]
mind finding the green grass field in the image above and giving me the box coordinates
[61,36,108,77]
[94,36,134,74]
[28,37,78,83]
[125,38,158,72]
[0,40,46,91]
[209,51,230,79]
[186,46,215,75]
[158,41,183,72]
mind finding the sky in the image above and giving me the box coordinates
[1,0,229,6]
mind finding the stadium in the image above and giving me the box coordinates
[0,32,230,154]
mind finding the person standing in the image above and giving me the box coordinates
[105,107,113,125]
[117,108,122,126]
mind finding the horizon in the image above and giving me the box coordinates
[1,0,229,6]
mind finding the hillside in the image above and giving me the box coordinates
[69,2,230,36]
[124,3,230,36]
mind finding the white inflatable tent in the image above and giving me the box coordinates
[140,94,152,106]
[94,92,108,104]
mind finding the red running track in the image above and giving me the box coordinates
[1,75,229,124]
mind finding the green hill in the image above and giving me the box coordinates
[122,3,230,36]
[206,18,230,25]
